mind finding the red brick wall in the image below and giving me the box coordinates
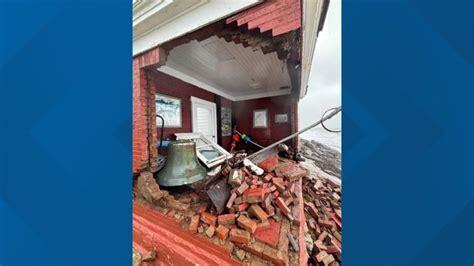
[233,95,298,147]
[226,0,301,37]
[133,47,164,174]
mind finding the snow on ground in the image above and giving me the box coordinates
[299,127,341,185]
[300,128,341,152]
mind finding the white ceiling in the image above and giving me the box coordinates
[158,36,292,101]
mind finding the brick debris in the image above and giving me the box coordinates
[134,152,342,265]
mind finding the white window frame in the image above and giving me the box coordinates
[175,133,232,168]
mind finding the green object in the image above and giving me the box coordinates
[156,140,207,187]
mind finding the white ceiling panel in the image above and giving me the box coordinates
[159,36,292,101]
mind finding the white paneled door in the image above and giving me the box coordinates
[190,97,217,142]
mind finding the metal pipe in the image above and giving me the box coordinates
[247,106,341,160]
[156,114,164,152]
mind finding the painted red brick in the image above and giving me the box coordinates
[237,203,249,212]
[215,225,230,240]
[225,192,237,209]
[314,240,327,252]
[331,213,342,229]
[286,167,308,182]
[314,250,329,263]
[236,182,249,195]
[273,180,286,192]
[205,225,215,238]
[326,245,341,254]
[272,177,284,184]
[244,188,264,203]
[234,197,243,205]
[263,194,272,209]
[237,215,257,233]
[263,187,272,194]
[226,0,301,37]
[272,190,280,199]
[188,215,200,234]
[200,212,217,226]
[263,173,274,182]
[275,197,292,219]
[218,213,236,225]
[258,155,279,172]
[253,219,281,248]
[248,204,268,222]
[318,219,334,229]
[132,47,168,172]
[193,203,208,214]
[318,231,328,242]
[229,228,251,244]
[264,205,275,217]
[304,202,319,219]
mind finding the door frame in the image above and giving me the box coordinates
[190,96,217,142]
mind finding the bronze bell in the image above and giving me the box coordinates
[156,140,207,186]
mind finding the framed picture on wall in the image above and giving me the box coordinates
[275,113,288,123]
[221,107,232,136]
[155,94,182,127]
[253,109,268,128]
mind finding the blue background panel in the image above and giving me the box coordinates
[0,1,132,265]
[343,0,473,265]
[0,0,472,265]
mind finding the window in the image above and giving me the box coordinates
[156,94,182,127]
[175,133,232,168]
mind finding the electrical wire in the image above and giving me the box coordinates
[321,107,342,133]
[233,129,266,149]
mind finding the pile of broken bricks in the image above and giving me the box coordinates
[134,153,342,265]
[303,177,342,266]
[186,154,309,265]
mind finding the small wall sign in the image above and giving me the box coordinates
[275,113,288,123]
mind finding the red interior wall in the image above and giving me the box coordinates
[152,71,214,140]
[151,71,296,150]
[152,71,232,146]
[233,95,296,147]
